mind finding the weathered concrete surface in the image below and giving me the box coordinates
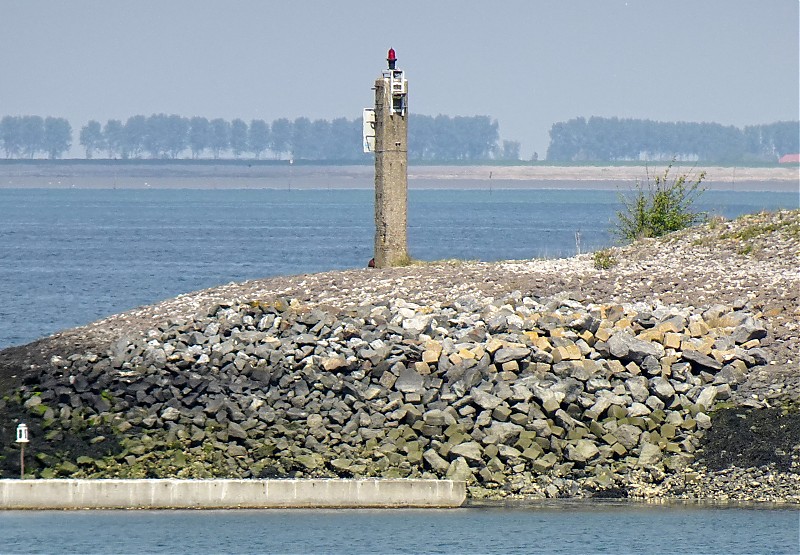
[373,73,408,267]
[0,479,466,509]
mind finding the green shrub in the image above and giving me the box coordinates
[593,249,617,269]
[615,162,706,242]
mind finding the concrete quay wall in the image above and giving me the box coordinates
[0,479,466,510]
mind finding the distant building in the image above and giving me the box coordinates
[778,153,800,163]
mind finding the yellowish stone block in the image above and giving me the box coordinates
[501,361,519,373]
[533,337,552,352]
[594,327,612,342]
[486,338,505,353]
[552,344,582,362]
[656,321,682,334]
[606,359,626,374]
[523,331,539,342]
[638,329,664,343]
[579,330,595,344]
[663,332,682,349]
[688,320,710,338]
[458,348,476,360]
[423,340,442,357]
[614,318,633,330]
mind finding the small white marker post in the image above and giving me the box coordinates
[16,423,29,479]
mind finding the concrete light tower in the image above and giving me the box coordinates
[368,48,409,268]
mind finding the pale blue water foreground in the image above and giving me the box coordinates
[0,188,796,348]
[1,504,798,554]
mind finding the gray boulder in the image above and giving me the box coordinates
[566,440,599,463]
[494,346,531,364]
[471,389,503,410]
[449,441,484,463]
[484,421,524,444]
[731,319,767,344]
[424,409,456,427]
[625,376,650,403]
[446,457,475,482]
[423,449,451,473]
[695,386,717,410]
[637,443,663,467]
[395,369,425,393]
[682,349,723,371]
[650,376,675,400]
[614,424,642,450]
[607,332,664,364]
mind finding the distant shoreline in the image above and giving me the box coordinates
[0,162,796,192]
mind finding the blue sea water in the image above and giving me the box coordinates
[0,187,796,348]
[1,504,798,554]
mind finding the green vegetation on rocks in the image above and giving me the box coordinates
[615,163,706,242]
[592,249,617,270]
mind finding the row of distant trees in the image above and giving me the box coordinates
[0,116,73,159]
[6,113,795,163]
[76,115,364,160]
[547,117,799,163]
[0,113,511,162]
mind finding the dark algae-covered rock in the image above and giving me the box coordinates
[699,407,800,472]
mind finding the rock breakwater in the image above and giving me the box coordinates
[3,293,792,500]
[1,209,798,502]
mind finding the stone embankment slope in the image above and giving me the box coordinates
[0,210,798,502]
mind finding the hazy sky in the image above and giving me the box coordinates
[1,0,797,158]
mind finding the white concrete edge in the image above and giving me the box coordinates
[0,478,466,510]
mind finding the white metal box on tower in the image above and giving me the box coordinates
[362,109,376,153]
